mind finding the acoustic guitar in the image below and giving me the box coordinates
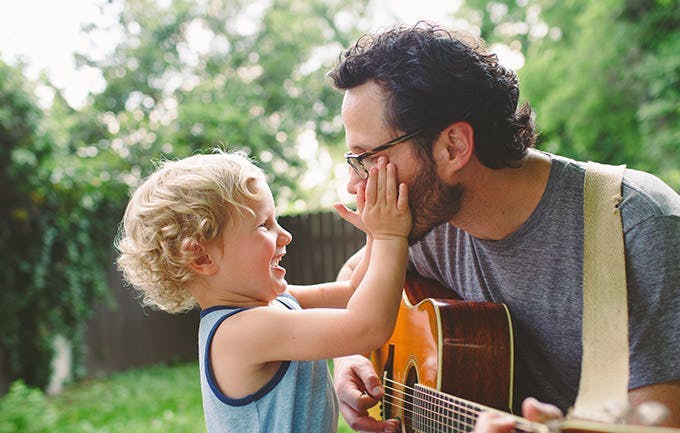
[368,273,678,433]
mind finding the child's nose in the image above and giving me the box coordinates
[278,226,292,246]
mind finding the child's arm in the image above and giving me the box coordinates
[286,280,355,309]
[222,157,411,362]
[348,234,372,290]
[287,236,372,309]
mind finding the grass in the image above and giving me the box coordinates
[0,361,355,433]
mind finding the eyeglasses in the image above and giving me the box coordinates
[344,129,423,179]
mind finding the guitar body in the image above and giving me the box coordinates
[369,273,515,432]
[367,274,680,433]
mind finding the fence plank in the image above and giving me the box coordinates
[84,265,199,378]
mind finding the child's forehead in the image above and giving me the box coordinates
[248,193,276,217]
[237,181,275,216]
[252,178,274,202]
[252,176,271,191]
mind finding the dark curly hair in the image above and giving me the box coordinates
[328,22,536,168]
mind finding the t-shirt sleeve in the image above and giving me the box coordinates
[625,214,680,389]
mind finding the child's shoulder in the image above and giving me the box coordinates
[210,295,300,342]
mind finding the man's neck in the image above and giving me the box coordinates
[450,150,552,240]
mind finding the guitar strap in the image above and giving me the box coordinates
[571,162,630,422]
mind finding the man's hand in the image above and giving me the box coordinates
[473,398,562,433]
[334,355,400,432]
[473,412,516,433]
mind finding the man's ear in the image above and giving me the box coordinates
[432,121,474,181]
[186,242,219,275]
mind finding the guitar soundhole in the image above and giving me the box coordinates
[403,366,418,433]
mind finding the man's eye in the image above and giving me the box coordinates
[364,154,378,165]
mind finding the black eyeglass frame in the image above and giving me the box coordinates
[344,129,424,179]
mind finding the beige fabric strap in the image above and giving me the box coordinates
[572,162,629,422]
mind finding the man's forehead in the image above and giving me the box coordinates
[342,81,386,109]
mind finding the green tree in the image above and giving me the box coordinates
[0,60,114,392]
[461,0,680,188]
[1,0,376,392]
[77,0,370,212]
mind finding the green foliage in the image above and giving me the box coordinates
[0,0,373,394]
[0,0,372,393]
[0,363,354,433]
[78,0,369,213]
[632,7,680,187]
[50,363,204,432]
[0,381,58,433]
[0,364,201,433]
[460,0,680,189]
[0,60,115,390]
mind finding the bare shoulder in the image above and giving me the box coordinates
[211,304,283,353]
[209,305,284,399]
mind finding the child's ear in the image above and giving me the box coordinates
[186,242,219,275]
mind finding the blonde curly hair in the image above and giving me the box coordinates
[115,150,266,313]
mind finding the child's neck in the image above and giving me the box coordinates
[189,283,273,310]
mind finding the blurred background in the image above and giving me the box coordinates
[0,0,677,431]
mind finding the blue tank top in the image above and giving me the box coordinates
[197,293,339,433]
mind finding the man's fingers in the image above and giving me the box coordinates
[521,397,563,423]
[333,355,398,432]
[337,386,390,432]
[473,412,515,433]
[339,395,399,433]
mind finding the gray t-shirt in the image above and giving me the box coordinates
[408,154,680,414]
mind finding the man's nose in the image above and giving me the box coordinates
[346,168,363,195]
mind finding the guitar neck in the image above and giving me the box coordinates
[383,379,680,433]
[383,378,548,433]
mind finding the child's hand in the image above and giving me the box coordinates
[360,157,411,240]
[333,181,367,233]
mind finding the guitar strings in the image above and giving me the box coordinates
[380,378,539,433]
[380,391,535,433]
[380,382,478,432]
[381,384,478,423]
[380,397,475,433]
[382,377,486,417]
[382,377,507,418]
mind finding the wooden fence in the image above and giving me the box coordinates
[83,210,365,378]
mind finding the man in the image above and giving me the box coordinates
[328,22,680,432]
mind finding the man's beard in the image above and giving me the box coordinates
[408,159,464,244]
